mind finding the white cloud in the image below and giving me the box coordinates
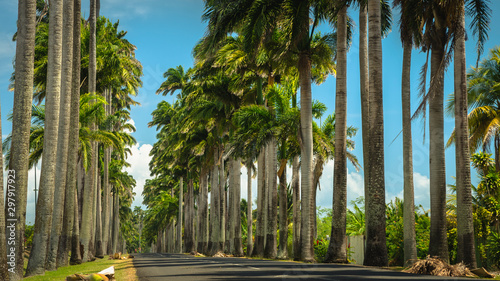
[124,143,153,208]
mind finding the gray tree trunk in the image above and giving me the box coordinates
[277,162,288,259]
[299,51,314,262]
[252,149,266,257]
[197,167,209,254]
[402,41,418,266]
[80,0,97,263]
[209,147,221,255]
[326,4,348,264]
[364,0,388,266]
[428,10,449,261]
[112,191,120,254]
[264,140,277,259]
[70,189,82,264]
[454,4,476,268]
[102,90,111,256]
[292,155,300,260]
[95,173,103,258]
[185,178,195,252]
[8,0,36,278]
[61,0,81,267]
[246,162,253,256]
[46,0,74,270]
[26,0,63,275]
[177,177,183,253]
[232,158,244,256]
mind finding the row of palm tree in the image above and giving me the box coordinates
[142,0,492,269]
[1,0,143,279]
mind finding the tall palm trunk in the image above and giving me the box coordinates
[219,152,226,251]
[233,158,244,257]
[277,159,288,259]
[264,139,277,259]
[185,178,196,252]
[70,190,82,264]
[80,0,97,263]
[47,0,74,270]
[299,50,314,262]
[364,0,388,266]
[326,4,348,264]
[197,167,209,254]
[291,155,300,260]
[102,90,111,256]
[8,0,36,279]
[246,162,253,256]
[454,3,476,268]
[227,161,234,254]
[26,0,63,275]
[177,176,183,253]
[112,191,120,254]
[359,3,370,230]
[252,149,266,257]
[61,0,81,267]
[209,148,221,255]
[428,11,449,261]
[95,173,104,257]
[402,41,417,266]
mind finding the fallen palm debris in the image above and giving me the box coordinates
[65,266,115,281]
[403,256,475,277]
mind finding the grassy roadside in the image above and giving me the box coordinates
[23,255,138,281]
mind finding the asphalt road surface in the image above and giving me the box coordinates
[133,253,489,281]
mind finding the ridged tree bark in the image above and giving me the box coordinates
[402,41,417,266]
[185,178,195,253]
[61,0,81,267]
[364,0,388,266]
[291,155,300,260]
[197,167,209,254]
[246,162,253,256]
[219,152,226,251]
[177,176,183,253]
[70,189,82,264]
[228,159,235,254]
[102,90,111,256]
[7,1,36,279]
[454,2,476,268]
[252,149,266,257]
[277,160,288,259]
[80,0,97,262]
[95,173,104,258]
[264,140,277,259]
[111,191,120,254]
[209,147,221,255]
[232,158,244,256]
[299,49,314,262]
[26,0,63,275]
[428,6,449,261]
[46,0,74,270]
[325,3,348,264]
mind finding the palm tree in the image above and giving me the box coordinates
[364,0,388,266]
[326,2,348,264]
[26,0,64,275]
[393,0,419,266]
[8,0,36,278]
[81,0,97,262]
[62,0,82,267]
[454,0,476,268]
[46,0,75,270]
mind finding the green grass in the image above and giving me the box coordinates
[24,255,137,281]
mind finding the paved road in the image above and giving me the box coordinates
[133,253,488,281]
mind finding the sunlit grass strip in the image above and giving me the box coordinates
[23,255,138,281]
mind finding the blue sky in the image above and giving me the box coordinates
[1,0,500,224]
